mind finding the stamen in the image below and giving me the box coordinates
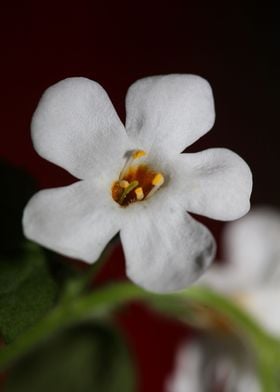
[119,150,147,180]
[152,173,164,186]
[119,180,139,205]
[146,173,165,199]
[132,150,146,159]
[119,180,129,188]
[135,187,144,201]
[112,151,165,207]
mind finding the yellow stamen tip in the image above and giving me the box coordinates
[132,150,146,159]
[135,187,144,200]
[119,180,129,188]
[152,173,164,186]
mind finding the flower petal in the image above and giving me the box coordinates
[125,74,215,153]
[199,261,280,329]
[120,198,216,293]
[168,339,260,392]
[198,263,242,293]
[23,180,121,262]
[240,288,280,336]
[32,77,129,179]
[174,148,252,221]
[166,342,204,392]
[223,207,280,286]
[234,371,261,392]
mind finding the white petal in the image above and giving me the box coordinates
[23,180,121,263]
[234,370,261,392]
[238,288,280,337]
[166,342,204,392]
[125,74,215,153]
[212,357,260,392]
[168,340,260,392]
[120,197,216,293]
[223,207,280,286]
[174,148,252,221]
[197,263,243,293]
[32,77,129,179]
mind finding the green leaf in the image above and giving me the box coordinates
[0,243,58,343]
[4,322,135,392]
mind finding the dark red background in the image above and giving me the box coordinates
[1,2,279,391]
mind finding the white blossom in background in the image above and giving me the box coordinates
[23,75,252,293]
[167,208,280,392]
[167,340,261,392]
[200,207,280,335]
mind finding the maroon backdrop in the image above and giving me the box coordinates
[1,1,279,391]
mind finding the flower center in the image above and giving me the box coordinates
[112,150,165,207]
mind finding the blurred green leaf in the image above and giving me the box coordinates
[0,243,58,342]
[4,323,135,392]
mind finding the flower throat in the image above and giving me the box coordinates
[112,150,165,207]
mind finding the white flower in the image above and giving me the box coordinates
[22,75,252,293]
[199,207,280,335]
[167,340,260,392]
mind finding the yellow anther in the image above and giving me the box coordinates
[132,150,146,160]
[119,180,129,188]
[152,173,164,186]
[146,172,165,200]
[119,150,147,180]
[135,187,144,201]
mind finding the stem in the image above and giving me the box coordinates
[181,286,277,347]
[1,281,280,392]
[0,283,145,370]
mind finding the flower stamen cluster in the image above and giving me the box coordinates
[112,149,165,207]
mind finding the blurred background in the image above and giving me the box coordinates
[0,1,279,391]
